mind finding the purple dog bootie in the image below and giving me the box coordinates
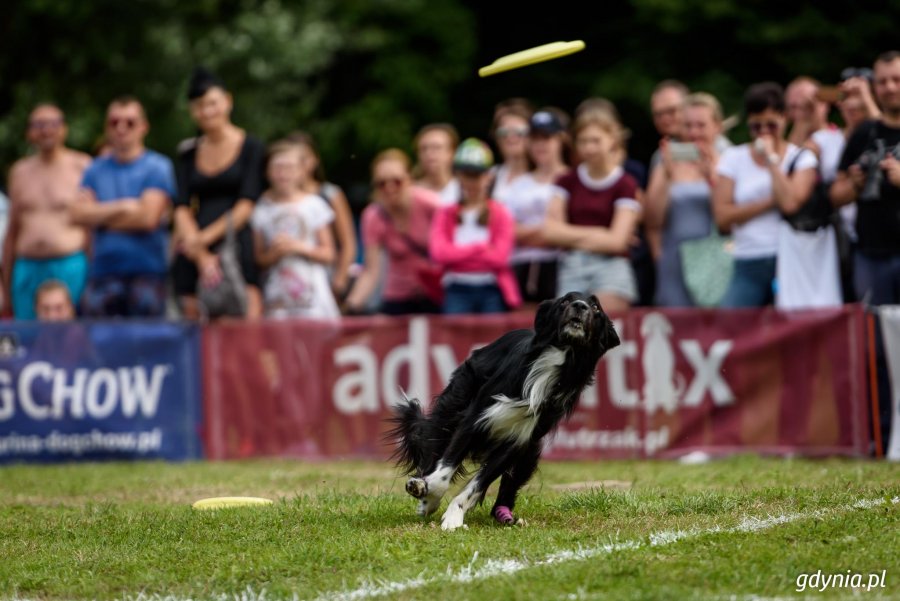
[493,505,515,525]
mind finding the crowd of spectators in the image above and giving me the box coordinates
[3,50,900,322]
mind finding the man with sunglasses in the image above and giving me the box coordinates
[2,103,92,319]
[69,96,175,317]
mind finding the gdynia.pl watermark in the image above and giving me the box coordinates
[796,570,887,592]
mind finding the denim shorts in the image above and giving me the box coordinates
[557,251,637,301]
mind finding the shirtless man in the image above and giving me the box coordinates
[2,104,91,319]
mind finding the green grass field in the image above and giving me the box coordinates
[1,456,898,601]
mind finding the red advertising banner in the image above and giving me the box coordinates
[201,306,870,460]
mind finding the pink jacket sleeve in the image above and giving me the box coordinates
[429,206,485,266]
[475,202,515,269]
[429,201,515,272]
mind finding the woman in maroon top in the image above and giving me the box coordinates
[543,108,642,312]
[172,67,266,319]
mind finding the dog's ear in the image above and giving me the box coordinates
[600,317,621,351]
[533,298,556,336]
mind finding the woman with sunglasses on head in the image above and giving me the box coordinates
[344,149,442,315]
[712,82,818,308]
[172,66,266,319]
[489,98,534,204]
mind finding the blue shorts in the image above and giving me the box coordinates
[12,252,88,320]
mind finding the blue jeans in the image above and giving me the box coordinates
[854,251,900,305]
[81,274,168,317]
[443,283,506,315]
[719,257,776,308]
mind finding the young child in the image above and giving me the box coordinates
[251,140,339,319]
[429,138,521,314]
[543,108,642,313]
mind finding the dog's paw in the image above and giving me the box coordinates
[405,477,428,499]
[515,517,527,527]
[493,505,515,525]
[440,504,465,531]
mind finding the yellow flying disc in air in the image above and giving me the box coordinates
[191,496,274,510]
[479,40,586,77]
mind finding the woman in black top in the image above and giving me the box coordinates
[172,67,266,318]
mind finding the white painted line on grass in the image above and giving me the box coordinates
[308,496,899,601]
[7,497,895,601]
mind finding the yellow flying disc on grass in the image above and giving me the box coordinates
[191,496,274,510]
[479,40,586,77]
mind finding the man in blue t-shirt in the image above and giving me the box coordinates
[71,96,175,317]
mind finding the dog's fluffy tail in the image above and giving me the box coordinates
[385,394,427,475]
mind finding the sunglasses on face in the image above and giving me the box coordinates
[496,126,529,139]
[28,118,64,131]
[374,177,405,190]
[107,117,140,130]
[748,120,780,135]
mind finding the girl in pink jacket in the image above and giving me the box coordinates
[430,138,522,314]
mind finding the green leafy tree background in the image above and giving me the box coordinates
[3,0,900,208]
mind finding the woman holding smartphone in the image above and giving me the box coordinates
[712,82,818,308]
[645,92,728,306]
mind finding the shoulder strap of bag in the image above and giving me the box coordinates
[786,146,810,175]
[376,204,430,258]
[224,211,237,248]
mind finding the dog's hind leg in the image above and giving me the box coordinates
[406,460,456,517]
[405,417,480,516]
[492,443,541,525]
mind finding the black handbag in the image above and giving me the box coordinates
[783,149,834,233]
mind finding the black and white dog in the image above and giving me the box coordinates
[389,292,620,530]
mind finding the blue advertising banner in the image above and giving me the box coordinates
[0,321,202,463]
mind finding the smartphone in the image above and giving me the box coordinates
[668,141,700,162]
[815,86,843,104]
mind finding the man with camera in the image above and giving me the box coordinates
[832,50,900,305]
[831,51,900,458]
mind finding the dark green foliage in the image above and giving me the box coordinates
[3,0,900,196]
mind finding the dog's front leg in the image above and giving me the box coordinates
[441,472,485,530]
[440,444,522,530]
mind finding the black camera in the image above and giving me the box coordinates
[855,139,900,202]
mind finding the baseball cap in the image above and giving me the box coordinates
[530,110,565,135]
[453,138,494,174]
